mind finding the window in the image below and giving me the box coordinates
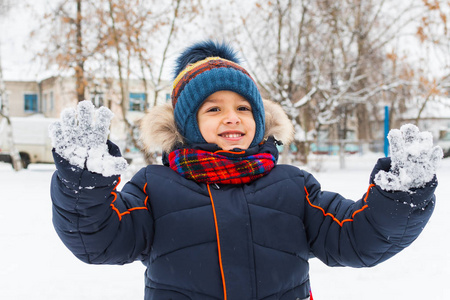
[24,94,38,112]
[129,93,146,111]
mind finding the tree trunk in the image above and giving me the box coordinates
[153,0,182,107]
[75,0,85,102]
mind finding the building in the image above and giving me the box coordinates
[1,76,172,156]
[2,76,172,119]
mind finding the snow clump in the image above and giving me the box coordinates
[374,124,443,192]
[49,100,128,176]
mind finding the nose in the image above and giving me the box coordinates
[223,109,240,124]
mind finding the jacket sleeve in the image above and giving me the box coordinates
[50,142,154,265]
[302,170,436,268]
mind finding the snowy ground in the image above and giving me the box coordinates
[0,154,449,299]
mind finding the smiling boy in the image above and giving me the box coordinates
[49,40,441,300]
[197,90,256,151]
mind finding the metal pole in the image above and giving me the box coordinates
[384,106,389,157]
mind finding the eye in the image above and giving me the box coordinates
[206,107,220,112]
[238,106,252,112]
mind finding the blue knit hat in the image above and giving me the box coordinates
[171,40,265,147]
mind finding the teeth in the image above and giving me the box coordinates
[223,133,242,138]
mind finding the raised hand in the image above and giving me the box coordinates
[374,124,443,191]
[49,100,128,176]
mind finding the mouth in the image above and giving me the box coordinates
[219,132,245,139]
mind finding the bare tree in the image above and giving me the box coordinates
[30,0,96,102]
[30,0,448,167]
[213,0,447,167]
[32,0,204,163]
[412,0,450,122]
[93,0,203,163]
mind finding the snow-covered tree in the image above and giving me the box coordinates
[29,0,450,167]
[209,0,449,166]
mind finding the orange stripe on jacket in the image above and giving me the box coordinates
[110,177,149,221]
[207,184,227,300]
[214,150,246,155]
[304,184,375,227]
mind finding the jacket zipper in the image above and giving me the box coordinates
[207,184,227,300]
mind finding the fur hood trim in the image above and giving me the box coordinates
[139,99,294,154]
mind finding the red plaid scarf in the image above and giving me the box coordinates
[168,148,276,185]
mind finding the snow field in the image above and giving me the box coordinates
[0,154,449,299]
[0,163,144,299]
[306,154,450,300]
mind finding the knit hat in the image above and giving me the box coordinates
[171,40,265,148]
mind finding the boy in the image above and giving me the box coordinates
[49,40,442,300]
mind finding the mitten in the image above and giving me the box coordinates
[374,124,442,192]
[49,100,128,176]
[370,157,392,184]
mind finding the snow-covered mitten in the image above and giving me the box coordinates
[374,124,443,192]
[49,100,128,176]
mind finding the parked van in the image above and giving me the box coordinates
[0,116,57,168]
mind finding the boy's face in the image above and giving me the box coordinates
[197,90,256,151]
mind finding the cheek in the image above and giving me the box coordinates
[247,117,256,133]
[197,115,206,132]
[198,117,216,141]
[245,118,257,144]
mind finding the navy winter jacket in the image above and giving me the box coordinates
[50,140,436,300]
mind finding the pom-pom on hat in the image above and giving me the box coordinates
[171,40,265,148]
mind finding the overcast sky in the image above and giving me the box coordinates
[1,0,447,82]
[0,0,49,81]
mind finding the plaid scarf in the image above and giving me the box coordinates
[168,148,276,185]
